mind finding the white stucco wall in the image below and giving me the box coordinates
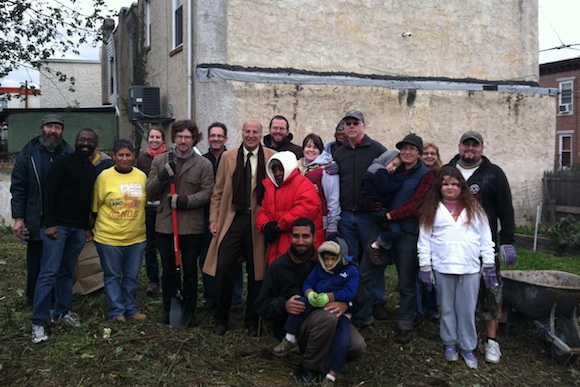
[40,60,102,108]
[226,0,537,82]
[188,0,552,225]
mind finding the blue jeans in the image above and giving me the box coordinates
[338,211,377,267]
[95,241,146,319]
[31,226,86,326]
[391,232,419,330]
[144,204,160,285]
[354,231,418,330]
[416,278,439,320]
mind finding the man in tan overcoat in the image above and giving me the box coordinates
[203,119,276,336]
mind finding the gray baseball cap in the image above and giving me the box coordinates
[41,114,65,127]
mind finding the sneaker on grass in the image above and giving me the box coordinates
[461,351,478,369]
[271,338,298,357]
[484,339,502,363]
[444,345,458,362]
[60,311,81,328]
[31,324,48,344]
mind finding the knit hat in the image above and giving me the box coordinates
[396,133,423,154]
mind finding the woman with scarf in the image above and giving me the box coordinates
[298,134,341,240]
[136,128,167,295]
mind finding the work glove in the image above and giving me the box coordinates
[313,292,330,308]
[307,291,319,307]
[418,266,434,292]
[157,161,177,182]
[482,265,499,290]
[372,209,389,229]
[18,227,30,244]
[325,162,339,175]
[169,194,188,210]
[262,221,280,243]
[500,244,517,267]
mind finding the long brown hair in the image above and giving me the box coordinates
[418,165,485,231]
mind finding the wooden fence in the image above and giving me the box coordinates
[543,170,580,222]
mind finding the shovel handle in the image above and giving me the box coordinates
[170,183,180,268]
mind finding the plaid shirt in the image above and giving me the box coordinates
[389,170,435,220]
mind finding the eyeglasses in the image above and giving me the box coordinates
[344,121,361,127]
[209,134,225,139]
[77,137,96,144]
[400,145,419,153]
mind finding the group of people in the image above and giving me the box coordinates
[11,109,517,385]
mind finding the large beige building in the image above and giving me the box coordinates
[40,59,102,108]
[103,0,556,225]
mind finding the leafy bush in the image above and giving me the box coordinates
[545,215,580,256]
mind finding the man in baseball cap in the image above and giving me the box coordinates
[11,114,73,312]
[450,130,516,364]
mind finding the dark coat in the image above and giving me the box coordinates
[10,136,73,239]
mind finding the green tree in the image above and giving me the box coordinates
[0,0,111,88]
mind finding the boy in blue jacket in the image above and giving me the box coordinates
[272,239,358,385]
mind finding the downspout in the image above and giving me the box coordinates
[187,0,192,120]
[187,0,200,155]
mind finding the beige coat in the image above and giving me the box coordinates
[203,146,277,281]
[146,151,214,235]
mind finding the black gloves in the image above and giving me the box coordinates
[262,221,280,243]
[158,161,177,182]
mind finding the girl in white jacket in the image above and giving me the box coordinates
[417,165,496,369]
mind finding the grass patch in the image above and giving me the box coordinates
[0,229,579,386]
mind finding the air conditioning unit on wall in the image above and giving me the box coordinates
[559,103,572,114]
[128,86,161,121]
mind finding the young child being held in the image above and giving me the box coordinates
[360,149,405,263]
[416,165,497,370]
[272,239,359,385]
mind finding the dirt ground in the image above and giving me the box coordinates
[1,236,579,386]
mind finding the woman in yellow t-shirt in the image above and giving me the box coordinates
[92,139,147,321]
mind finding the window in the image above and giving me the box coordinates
[109,57,115,95]
[558,79,574,114]
[173,0,183,47]
[145,0,151,47]
[558,133,572,169]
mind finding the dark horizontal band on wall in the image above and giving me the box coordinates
[196,63,557,96]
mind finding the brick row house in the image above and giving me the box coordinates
[540,58,580,169]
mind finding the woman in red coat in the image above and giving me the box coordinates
[256,151,323,265]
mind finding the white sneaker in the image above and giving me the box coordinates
[60,311,81,328]
[31,324,48,344]
[484,339,502,363]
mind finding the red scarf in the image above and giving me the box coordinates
[146,143,167,158]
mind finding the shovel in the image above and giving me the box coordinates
[168,181,194,329]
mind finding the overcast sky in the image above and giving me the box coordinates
[1,0,579,88]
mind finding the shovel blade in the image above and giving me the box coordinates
[169,296,194,329]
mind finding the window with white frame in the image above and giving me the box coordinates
[558,79,573,114]
[173,0,183,47]
[558,133,573,169]
[145,0,151,47]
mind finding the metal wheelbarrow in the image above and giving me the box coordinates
[501,270,580,365]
